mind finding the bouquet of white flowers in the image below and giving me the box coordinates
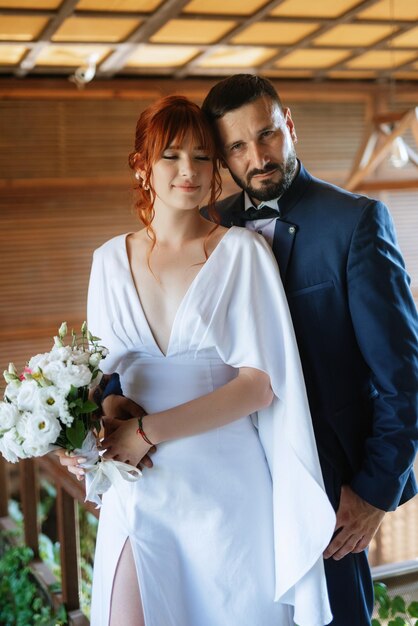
[0,322,140,506]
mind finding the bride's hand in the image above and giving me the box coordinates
[54,448,87,481]
[103,415,156,469]
[101,418,152,467]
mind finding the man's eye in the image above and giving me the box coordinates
[261,130,274,138]
[230,143,243,152]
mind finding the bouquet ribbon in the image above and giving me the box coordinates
[75,431,142,508]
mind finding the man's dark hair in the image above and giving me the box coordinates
[201,74,283,123]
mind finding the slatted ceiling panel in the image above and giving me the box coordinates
[52,16,143,43]
[0,16,49,41]
[269,0,359,18]
[357,0,418,21]
[231,21,320,46]
[0,45,27,64]
[289,101,366,183]
[389,27,418,49]
[312,24,395,48]
[0,0,59,6]
[1,1,418,82]
[77,0,164,11]
[182,0,268,15]
[150,19,237,44]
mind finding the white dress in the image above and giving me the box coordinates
[87,227,335,626]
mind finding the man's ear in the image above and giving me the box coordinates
[283,107,297,144]
[220,158,228,170]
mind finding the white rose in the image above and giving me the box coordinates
[38,387,72,426]
[49,346,73,363]
[28,352,50,372]
[42,360,67,388]
[24,409,61,448]
[4,380,21,402]
[71,349,90,365]
[88,352,102,368]
[22,439,51,458]
[0,401,20,430]
[65,363,93,389]
[0,427,26,462]
[16,380,41,412]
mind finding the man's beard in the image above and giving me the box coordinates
[229,151,297,202]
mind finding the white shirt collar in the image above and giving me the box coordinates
[244,192,280,213]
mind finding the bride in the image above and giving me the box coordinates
[59,95,335,626]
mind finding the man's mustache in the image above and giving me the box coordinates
[247,162,281,183]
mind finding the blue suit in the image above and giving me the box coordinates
[213,162,418,625]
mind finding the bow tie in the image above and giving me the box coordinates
[238,206,280,221]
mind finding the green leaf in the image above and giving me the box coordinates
[408,602,418,618]
[391,596,406,614]
[388,618,408,626]
[81,400,98,414]
[66,385,78,401]
[379,606,390,619]
[65,421,86,449]
[374,581,388,603]
[372,619,382,626]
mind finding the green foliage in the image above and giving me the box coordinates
[373,581,418,625]
[7,479,97,621]
[0,535,67,626]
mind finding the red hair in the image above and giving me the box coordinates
[128,95,221,255]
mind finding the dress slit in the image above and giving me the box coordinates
[108,537,146,626]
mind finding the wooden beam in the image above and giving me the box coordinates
[16,0,80,77]
[0,456,8,518]
[259,0,381,70]
[0,77,416,103]
[345,108,418,190]
[174,0,287,79]
[98,0,191,77]
[354,178,418,191]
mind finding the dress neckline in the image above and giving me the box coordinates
[123,227,235,358]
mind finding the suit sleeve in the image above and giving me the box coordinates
[347,200,418,511]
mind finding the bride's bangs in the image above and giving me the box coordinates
[150,103,215,162]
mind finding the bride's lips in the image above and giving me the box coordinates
[173,185,200,192]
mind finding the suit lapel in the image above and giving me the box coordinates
[217,190,298,282]
[272,219,297,283]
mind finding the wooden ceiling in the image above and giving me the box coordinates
[0,0,417,82]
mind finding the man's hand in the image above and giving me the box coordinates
[102,395,155,469]
[102,394,146,421]
[324,485,385,560]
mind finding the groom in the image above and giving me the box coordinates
[201,74,418,625]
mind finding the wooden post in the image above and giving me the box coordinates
[20,458,39,557]
[56,485,81,612]
[0,456,8,518]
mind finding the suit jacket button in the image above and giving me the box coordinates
[288,226,296,235]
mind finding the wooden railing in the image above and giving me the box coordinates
[1,451,417,625]
[0,453,99,626]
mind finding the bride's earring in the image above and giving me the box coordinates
[134,171,141,180]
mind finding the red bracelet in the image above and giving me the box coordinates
[136,416,154,446]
